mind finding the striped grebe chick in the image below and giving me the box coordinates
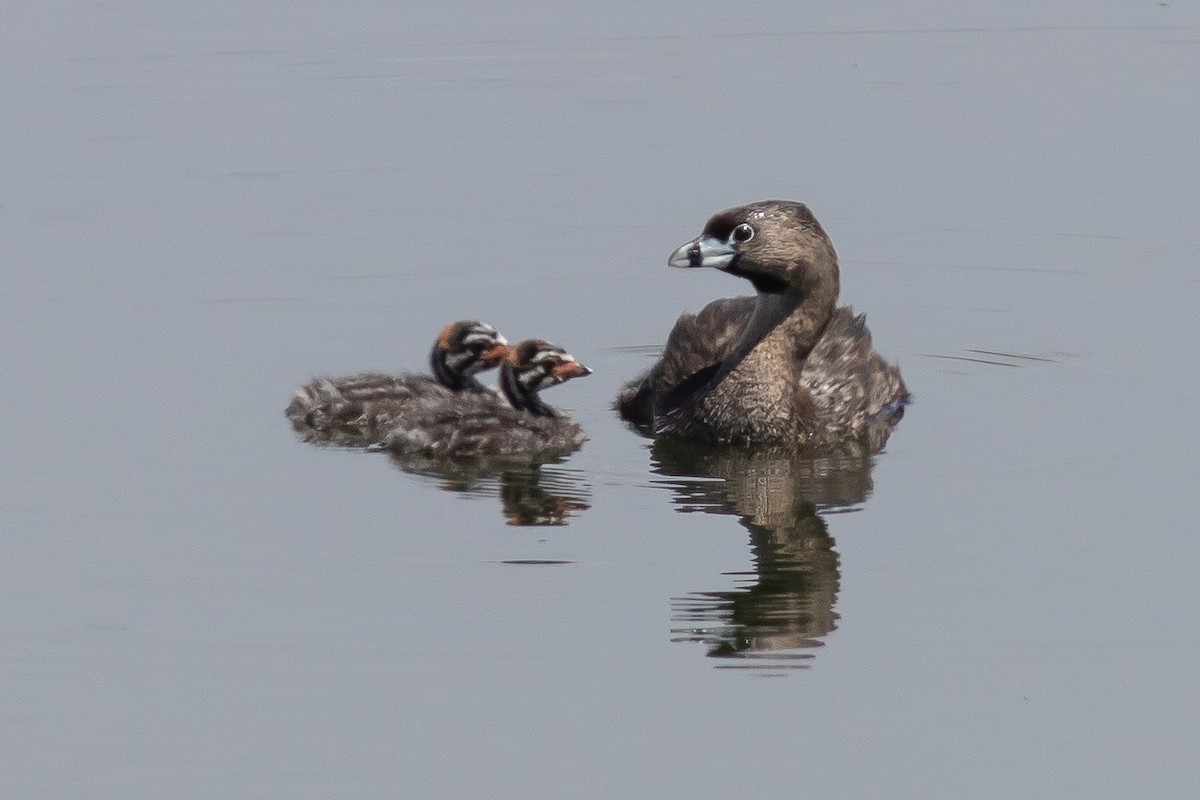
[617,200,908,446]
[381,339,593,459]
[286,320,508,433]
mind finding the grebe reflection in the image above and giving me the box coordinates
[651,437,882,670]
[388,453,591,527]
[291,423,590,526]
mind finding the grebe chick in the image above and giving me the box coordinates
[617,200,908,446]
[381,339,593,459]
[286,320,508,432]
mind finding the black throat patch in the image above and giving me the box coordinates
[726,263,788,294]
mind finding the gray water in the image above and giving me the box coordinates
[4,1,1200,797]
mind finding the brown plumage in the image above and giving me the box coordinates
[380,339,592,459]
[617,200,908,446]
[285,320,507,436]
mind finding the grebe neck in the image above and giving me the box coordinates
[500,364,556,417]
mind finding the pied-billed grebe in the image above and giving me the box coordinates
[285,320,508,431]
[617,200,908,445]
[381,339,592,459]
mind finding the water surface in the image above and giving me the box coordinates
[3,1,1199,797]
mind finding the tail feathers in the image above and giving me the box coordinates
[284,379,343,419]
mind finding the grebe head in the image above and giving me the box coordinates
[667,200,840,299]
[499,339,593,416]
[431,320,508,390]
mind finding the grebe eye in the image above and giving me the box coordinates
[731,223,754,243]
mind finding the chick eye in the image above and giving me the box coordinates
[730,223,754,244]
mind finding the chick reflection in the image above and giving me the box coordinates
[388,453,591,527]
[652,437,880,670]
[290,420,590,526]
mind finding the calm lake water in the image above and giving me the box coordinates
[4,1,1199,797]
